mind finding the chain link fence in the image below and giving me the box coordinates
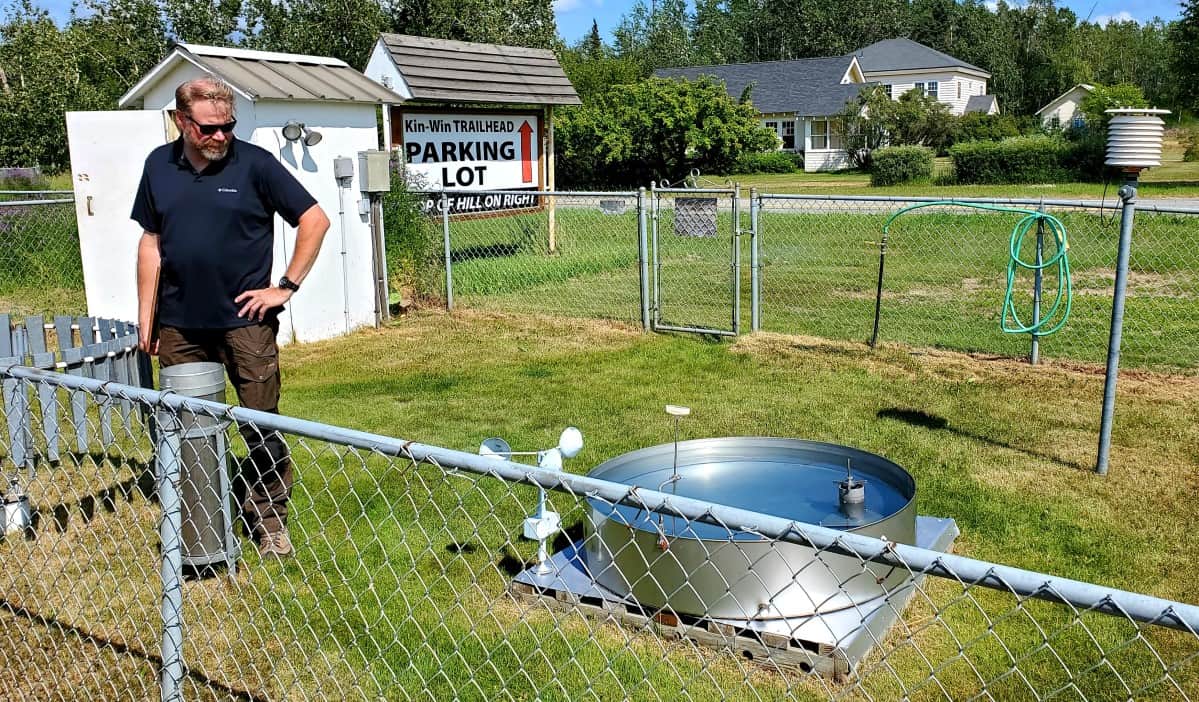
[2,327,1197,700]
[754,195,1199,372]
[0,194,85,316]
[416,190,646,327]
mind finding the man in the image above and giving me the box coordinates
[132,75,330,559]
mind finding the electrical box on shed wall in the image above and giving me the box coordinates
[358,150,391,193]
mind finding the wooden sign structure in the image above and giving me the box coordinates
[364,33,579,251]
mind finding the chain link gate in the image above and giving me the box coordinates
[650,186,741,336]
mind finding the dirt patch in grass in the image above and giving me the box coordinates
[1073,268,1198,299]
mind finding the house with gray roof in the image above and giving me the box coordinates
[656,38,996,171]
[853,38,995,116]
[656,55,866,171]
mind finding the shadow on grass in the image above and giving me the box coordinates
[877,407,1089,472]
[28,453,156,538]
[0,598,269,702]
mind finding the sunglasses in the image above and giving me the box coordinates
[182,112,237,136]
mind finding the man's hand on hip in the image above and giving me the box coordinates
[235,287,292,321]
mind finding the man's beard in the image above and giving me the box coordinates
[184,131,230,161]
[198,142,229,161]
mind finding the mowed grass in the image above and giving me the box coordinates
[272,311,1196,699]
[1,310,1197,699]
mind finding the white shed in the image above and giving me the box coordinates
[1036,84,1094,130]
[66,43,402,344]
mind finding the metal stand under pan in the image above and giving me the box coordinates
[511,516,958,680]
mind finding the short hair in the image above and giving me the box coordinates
[175,75,234,116]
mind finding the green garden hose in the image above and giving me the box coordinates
[882,201,1073,336]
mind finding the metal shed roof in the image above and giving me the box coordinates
[377,33,581,106]
[120,44,403,107]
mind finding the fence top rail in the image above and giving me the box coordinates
[1131,203,1199,215]
[0,190,74,195]
[758,193,1127,210]
[653,186,738,195]
[412,189,640,198]
[3,360,1197,633]
[0,198,76,206]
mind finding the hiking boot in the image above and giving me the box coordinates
[256,526,293,560]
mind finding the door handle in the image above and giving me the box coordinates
[86,195,94,216]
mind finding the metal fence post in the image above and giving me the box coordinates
[650,182,661,329]
[1097,176,1138,475]
[750,188,760,332]
[441,193,453,311]
[869,224,889,349]
[637,188,650,332]
[731,184,741,335]
[1031,201,1045,365]
[156,406,184,702]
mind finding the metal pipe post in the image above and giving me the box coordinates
[1031,201,1045,365]
[750,188,761,332]
[637,188,651,332]
[869,228,889,348]
[1097,174,1139,475]
[650,182,661,329]
[441,193,453,311]
[731,184,741,335]
[156,412,184,702]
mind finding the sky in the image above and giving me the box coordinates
[30,0,1185,44]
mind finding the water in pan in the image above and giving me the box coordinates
[605,456,910,540]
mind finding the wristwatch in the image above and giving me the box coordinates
[277,276,300,292]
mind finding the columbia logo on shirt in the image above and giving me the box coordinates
[218,187,239,193]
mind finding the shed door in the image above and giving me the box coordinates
[66,111,172,321]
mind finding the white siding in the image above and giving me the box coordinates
[363,40,412,100]
[864,69,989,116]
[1038,87,1090,128]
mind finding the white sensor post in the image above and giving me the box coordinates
[1097,108,1170,476]
[480,428,584,575]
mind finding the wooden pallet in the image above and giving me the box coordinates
[508,581,850,680]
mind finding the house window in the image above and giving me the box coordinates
[914,82,925,95]
[811,120,827,149]
[884,84,892,100]
[926,81,938,99]
[1050,115,1061,130]
[957,82,962,99]
[810,120,842,150]
[781,121,795,150]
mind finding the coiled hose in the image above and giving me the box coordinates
[882,201,1072,336]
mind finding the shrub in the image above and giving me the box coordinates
[1182,128,1199,162]
[381,161,441,305]
[870,146,934,186]
[555,76,777,188]
[949,135,1074,184]
[952,112,1021,144]
[732,150,801,174]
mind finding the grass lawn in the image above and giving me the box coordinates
[277,312,1199,698]
[8,311,1196,700]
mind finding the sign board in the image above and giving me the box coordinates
[399,111,541,215]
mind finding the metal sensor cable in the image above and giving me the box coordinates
[882,200,1073,337]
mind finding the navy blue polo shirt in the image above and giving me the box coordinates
[131,138,317,329]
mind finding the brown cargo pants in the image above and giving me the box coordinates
[159,320,291,537]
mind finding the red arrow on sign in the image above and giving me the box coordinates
[518,120,534,184]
